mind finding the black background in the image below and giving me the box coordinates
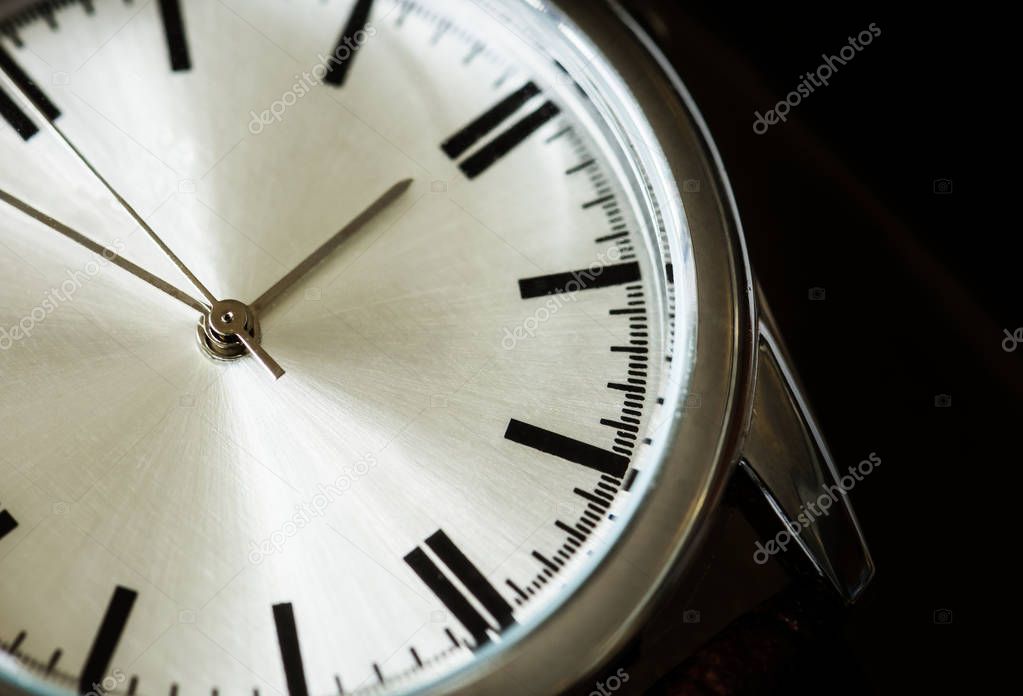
[622,2,1003,693]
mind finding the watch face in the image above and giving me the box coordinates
[0,1,698,694]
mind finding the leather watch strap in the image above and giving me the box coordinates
[646,580,847,696]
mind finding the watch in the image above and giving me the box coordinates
[0,1,873,695]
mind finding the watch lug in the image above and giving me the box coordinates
[741,321,874,603]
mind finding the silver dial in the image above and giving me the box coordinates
[0,1,696,694]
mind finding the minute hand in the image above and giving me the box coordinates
[0,64,218,306]
[250,178,413,314]
[0,65,286,379]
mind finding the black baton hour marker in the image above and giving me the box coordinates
[273,603,310,696]
[79,586,138,695]
[518,261,641,299]
[425,530,515,630]
[504,419,628,478]
[0,87,36,139]
[0,44,61,139]
[442,81,540,159]
[324,0,375,87]
[157,0,192,72]
[441,81,560,179]
[405,530,515,649]
[0,505,17,541]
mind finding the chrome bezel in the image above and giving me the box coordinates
[400,0,757,693]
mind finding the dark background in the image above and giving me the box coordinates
[620,2,1003,694]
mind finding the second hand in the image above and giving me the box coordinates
[0,65,286,380]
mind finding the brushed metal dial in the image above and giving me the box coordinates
[0,1,694,694]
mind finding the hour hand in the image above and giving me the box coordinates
[0,187,209,315]
[250,179,413,314]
